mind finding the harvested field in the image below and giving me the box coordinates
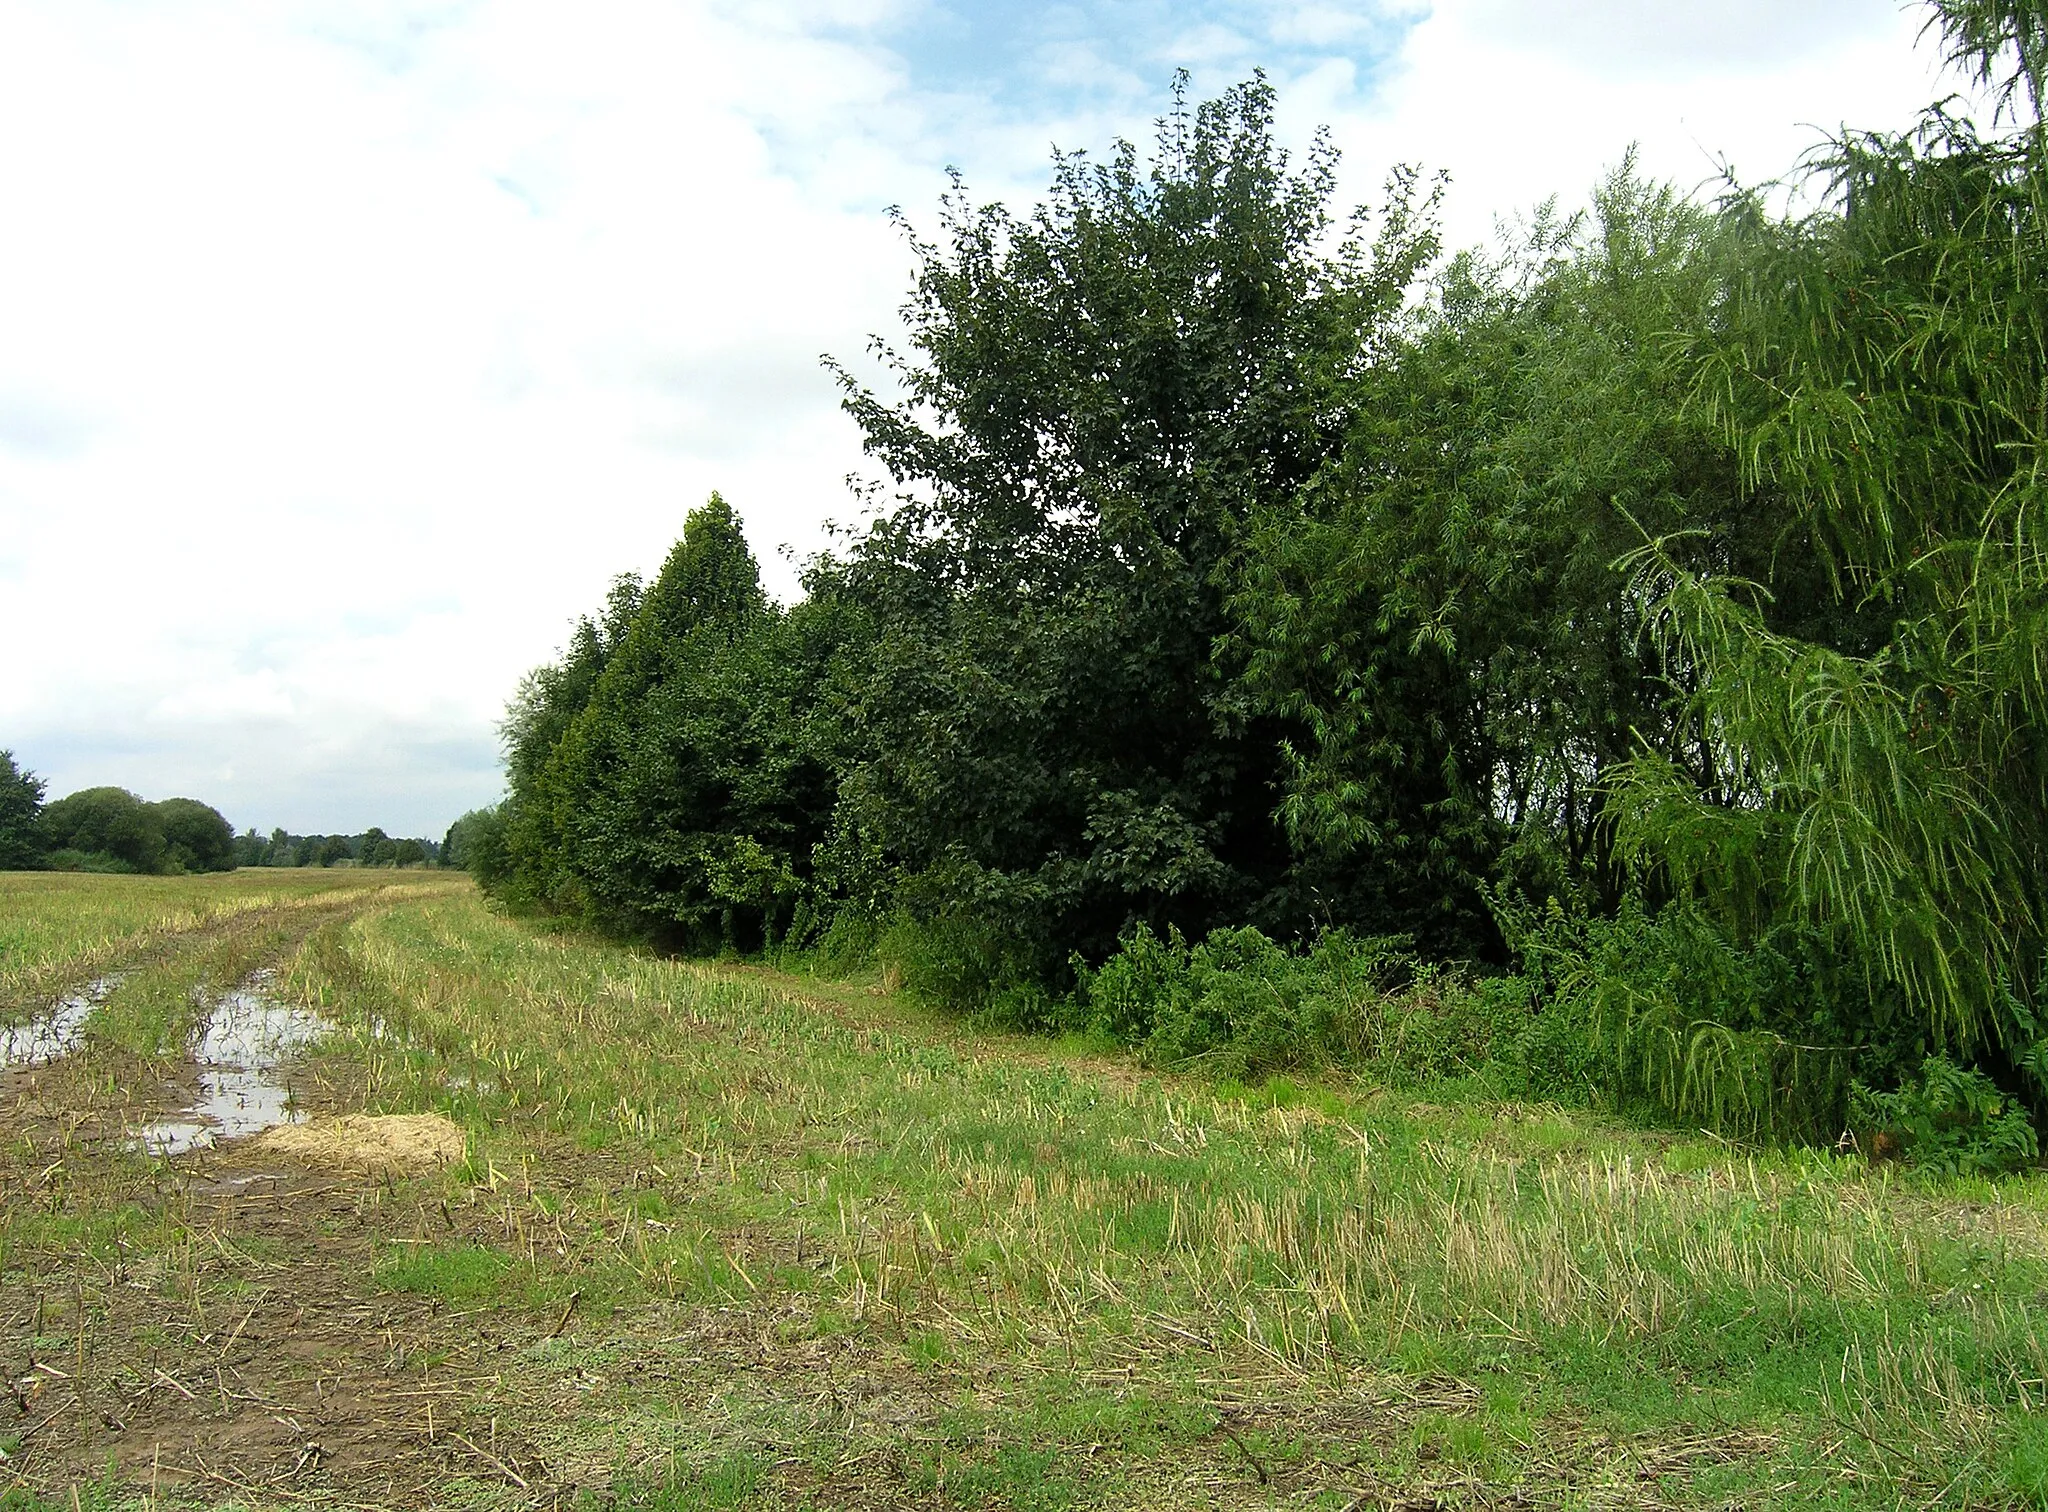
[3,871,2047,1509]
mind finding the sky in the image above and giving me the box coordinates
[0,0,1976,838]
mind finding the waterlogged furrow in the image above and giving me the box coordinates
[0,975,120,1067]
[129,973,332,1155]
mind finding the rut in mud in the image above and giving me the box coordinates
[0,880,554,1506]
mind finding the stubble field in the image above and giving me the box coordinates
[3,869,2047,1510]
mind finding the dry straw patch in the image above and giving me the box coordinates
[254,1110,466,1175]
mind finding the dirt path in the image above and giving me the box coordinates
[0,886,572,1506]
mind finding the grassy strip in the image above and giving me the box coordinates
[278,889,2048,1509]
[0,869,415,1016]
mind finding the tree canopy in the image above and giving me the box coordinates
[485,0,2048,1145]
[0,751,45,871]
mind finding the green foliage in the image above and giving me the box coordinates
[818,75,1442,983]
[1502,899,1871,1142]
[1606,27,2048,1094]
[152,796,235,872]
[29,787,239,874]
[498,495,843,950]
[1083,922,1599,1096]
[1929,0,2048,118]
[447,805,510,884]
[1852,1055,2041,1175]
[42,848,138,874]
[1234,164,1759,942]
[481,14,2048,1155]
[0,750,46,870]
[38,786,166,873]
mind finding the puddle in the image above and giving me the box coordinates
[129,973,334,1157]
[1,977,121,1068]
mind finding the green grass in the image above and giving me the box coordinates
[272,886,2048,1507]
[7,871,2048,1507]
[0,867,391,1013]
[376,1241,515,1303]
[607,1451,773,1510]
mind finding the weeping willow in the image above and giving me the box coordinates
[1608,0,2048,1127]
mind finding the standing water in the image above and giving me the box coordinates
[1,977,121,1068]
[130,971,334,1156]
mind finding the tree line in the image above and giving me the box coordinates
[232,826,440,869]
[0,758,237,874]
[0,752,443,874]
[477,0,2048,1161]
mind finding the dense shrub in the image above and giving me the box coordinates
[153,797,235,872]
[43,847,139,874]
[1081,923,1600,1096]
[1852,1056,2041,1176]
[39,787,166,874]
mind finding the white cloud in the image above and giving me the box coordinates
[0,0,1989,837]
[1328,0,1968,253]
[1458,0,1908,73]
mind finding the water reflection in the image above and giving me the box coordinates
[1,977,121,1068]
[130,973,333,1156]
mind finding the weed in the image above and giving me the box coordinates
[374,1241,513,1303]
[606,1451,771,1510]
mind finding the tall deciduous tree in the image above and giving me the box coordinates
[822,76,1441,986]
[1602,0,2048,1118]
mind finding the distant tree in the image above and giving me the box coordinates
[293,836,320,866]
[317,835,352,866]
[40,787,166,872]
[0,751,46,870]
[269,827,291,866]
[393,838,426,867]
[151,799,236,872]
[232,827,269,868]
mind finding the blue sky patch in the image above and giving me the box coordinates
[872,0,1419,116]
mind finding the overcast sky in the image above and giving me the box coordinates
[0,0,1971,838]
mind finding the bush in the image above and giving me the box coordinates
[878,909,1050,1025]
[1498,896,1880,1142]
[38,787,165,873]
[1851,1056,2041,1176]
[152,797,235,872]
[1080,923,1599,1092]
